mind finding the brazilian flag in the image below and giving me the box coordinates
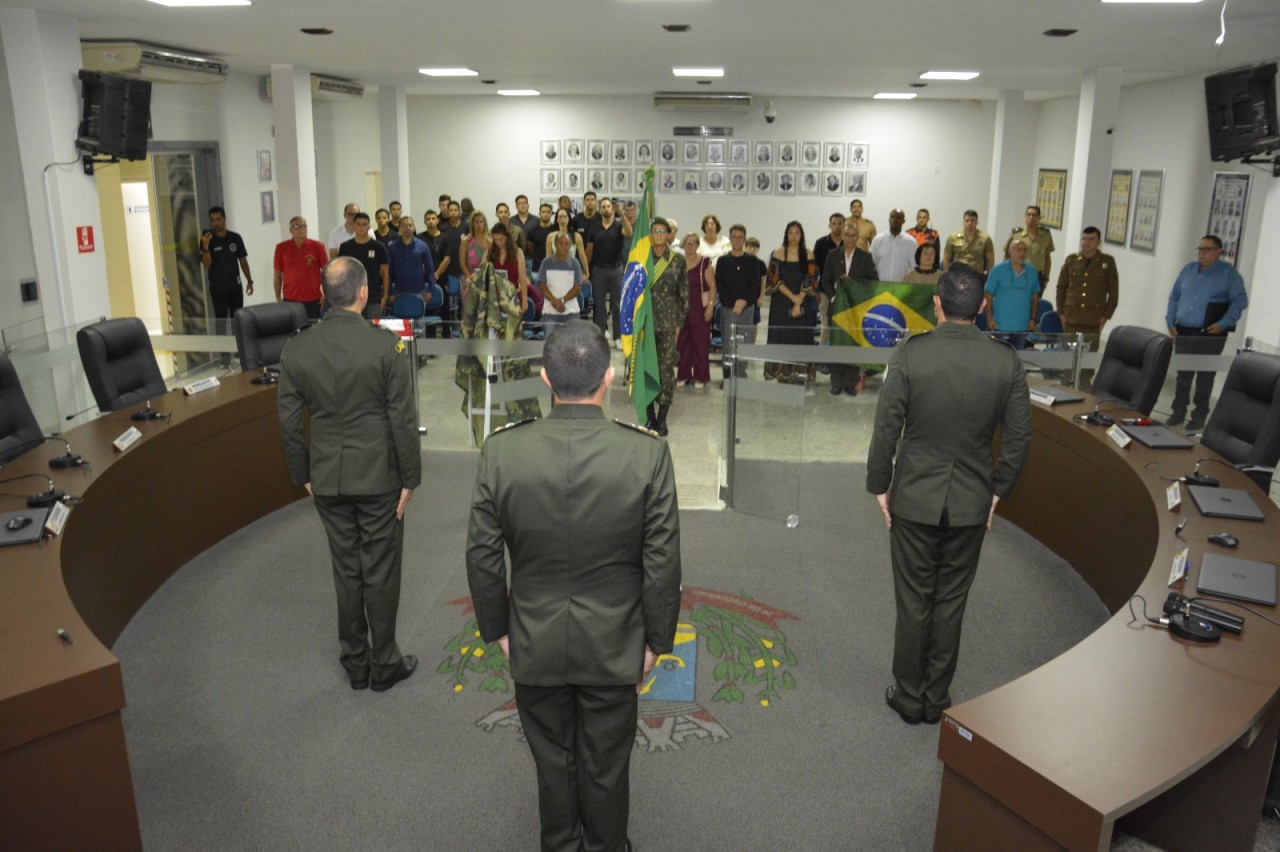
[619,167,660,425]
[830,279,937,348]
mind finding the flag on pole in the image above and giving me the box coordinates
[619,166,661,425]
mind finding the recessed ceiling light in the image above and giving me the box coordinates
[300,27,332,35]
[673,67,723,77]
[497,89,540,96]
[146,0,250,5]
[662,24,691,32]
[419,67,478,77]
[874,92,918,100]
[1100,0,1201,3]
[920,71,980,81]
[1044,28,1077,37]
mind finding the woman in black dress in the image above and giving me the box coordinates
[765,221,819,383]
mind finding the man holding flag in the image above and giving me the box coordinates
[620,170,689,435]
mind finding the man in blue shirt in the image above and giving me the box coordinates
[386,216,436,297]
[983,239,1039,349]
[1164,235,1248,430]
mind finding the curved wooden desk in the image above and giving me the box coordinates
[935,390,1280,852]
[0,374,302,850]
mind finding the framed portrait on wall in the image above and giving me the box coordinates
[777,142,797,165]
[754,141,774,166]
[821,171,842,197]
[563,140,584,165]
[659,168,678,193]
[587,140,608,165]
[1035,168,1067,229]
[611,140,631,165]
[634,168,649,190]
[658,140,678,165]
[587,168,607,192]
[728,139,750,165]
[681,169,702,193]
[847,142,869,168]
[257,150,272,182]
[704,139,726,165]
[801,141,821,167]
[823,142,844,167]
[681,139,702,165]
[1129,169,1164,254]
[540,140,561,165]
[798,170,820,196]
[727,169,749,195]
[752,169,772,195]
[775,170,796,195]
[541,168,561,193]
[705,168,726,193]
[612,169,631,194]
[1105,170,1133,247]
[845,171,867,196]
[1206,171,1251,267]
[260,191,275,224]
[563,169,584,194]
[634,140,654,165]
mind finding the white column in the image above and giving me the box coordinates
[987,89,1035,239]
[378,85,410,215]
[270,64,318,239]
[1,9,110,331]
[1066,68,1122,239]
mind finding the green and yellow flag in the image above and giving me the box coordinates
[619,166,660,424]
[830,279,937,347]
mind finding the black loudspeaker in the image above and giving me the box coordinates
[1204,63,1279,163]
[77,70,151,160]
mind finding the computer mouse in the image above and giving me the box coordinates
[5,515,32,532]
[1208,532,1238,548]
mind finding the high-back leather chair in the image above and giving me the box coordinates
[0,351,42,463]
[232,302,309,371]
[1200,350,1280,492]
[75,318,168,413]
[1089,325,1172,416]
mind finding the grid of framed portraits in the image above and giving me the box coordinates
[539,139,870,197]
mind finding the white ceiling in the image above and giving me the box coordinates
[34,0,1280,101]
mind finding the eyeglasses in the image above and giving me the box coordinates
[290,223,307,229]
[1196,246,1220,253]
[651,228,668,235]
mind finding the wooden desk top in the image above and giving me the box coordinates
[940,386,1280,849]
[0,373,302,755]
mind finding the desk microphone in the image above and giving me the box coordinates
[1164,593,1243,635]
[1083,403,1117,427]
[65,401,103,422]
[1183,457,1220,488]
[0,435,85,469]
[131,399,166,421]
[251,366,280,386]
[0,473,69,508]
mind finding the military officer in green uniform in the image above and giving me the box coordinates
[1003,205,1056,291]
[278,256,421,692]
[1055,226,1119,389]
[467,320,682,852]
[867,264,1032,725]
[645,216,689,436]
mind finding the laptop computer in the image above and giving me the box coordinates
[1028,385,1084,405]
[1121,424,1195,449]
[1197,553,1278,605]
[0,508,50,547]
[1187,485,1267,521]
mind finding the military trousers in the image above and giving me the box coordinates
[312,490,405,683]
[515,681,637,852]
[889,514,986,719]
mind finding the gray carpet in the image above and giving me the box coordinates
[115,452,1120,851]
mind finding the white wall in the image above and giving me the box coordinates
[314,95,383,238]
[405,95,998,248]
[0,35,40,340]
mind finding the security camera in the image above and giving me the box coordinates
[764,101,777,124]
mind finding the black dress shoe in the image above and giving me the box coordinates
[1166,412,1185,427]
[830,384,842,395]
[844,385,858,396]
[350,675,370,690]
[1185,419,1204,433]
[656,420,669,437]
[923,701,951,725]
[885,685,921,725]
[371,655,417,692]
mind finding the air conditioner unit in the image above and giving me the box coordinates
[81,41,228,85]
[652,92,753,112]
[261,75,366,102]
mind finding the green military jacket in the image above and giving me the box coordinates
[466,404,682,687]
[277,309,421,496]
[866,322,1032,526]
[1055,251,1119,327]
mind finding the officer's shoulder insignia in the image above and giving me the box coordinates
[1010,226,1020,234]
[615,419,660,438]
[290,322,316,337]
[394,339,406,354]
[491,418,536,436]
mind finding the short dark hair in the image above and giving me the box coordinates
[439,194,451,204]
[1026,205,1041,216]
[515,194,528,204]
[936,263,985,321]
[1202,234,1223,249]
[964,209,979,219]
[1082,226,1101,238]
[652,216,671,231]
[389,200,401,207]
[917,208,930,217]
[542,320,610,400]
[729,224,747,237]
[353,212,370,224]
[322,257,366,308]
[375,207,389,218]
[539,203,553,213]
[584,191,597,201]
[208,205,225,218]
[914,241,940,272]
[829,212,845,224]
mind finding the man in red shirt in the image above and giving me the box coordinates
[273,216,328,318]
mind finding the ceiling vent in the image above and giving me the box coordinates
[81,41,228,84]
[261,75,366,102]
[652,92,753,112]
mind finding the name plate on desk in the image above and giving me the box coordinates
[1029,388,1059,406]
[44,500,70,536]
[183,376,221,396]
[113,426,142,452]
[1167,482,1182,511]
[1106,424,1132,449]
[1168,547,1190,585]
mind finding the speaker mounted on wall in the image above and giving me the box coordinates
[76,69,152,174]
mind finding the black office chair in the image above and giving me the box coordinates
[0,351,43,463]
[1089,325,1172,416]
[76,317,168,414]
[1199,351,1280,493]
[232,302,309,371]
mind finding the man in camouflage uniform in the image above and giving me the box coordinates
[454,261,542,441]
[645,216,689,436]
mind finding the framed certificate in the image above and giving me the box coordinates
[1036,168,1067,229]
[1129,169,1164,254]
[1105,170,1133,247]
[1206,172,1251,267]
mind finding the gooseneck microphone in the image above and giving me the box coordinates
[251,366,280,386]
[1164,592,1243,635]
[131,399,165,421]
[0,435,84,469]
[0,473,69,508]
